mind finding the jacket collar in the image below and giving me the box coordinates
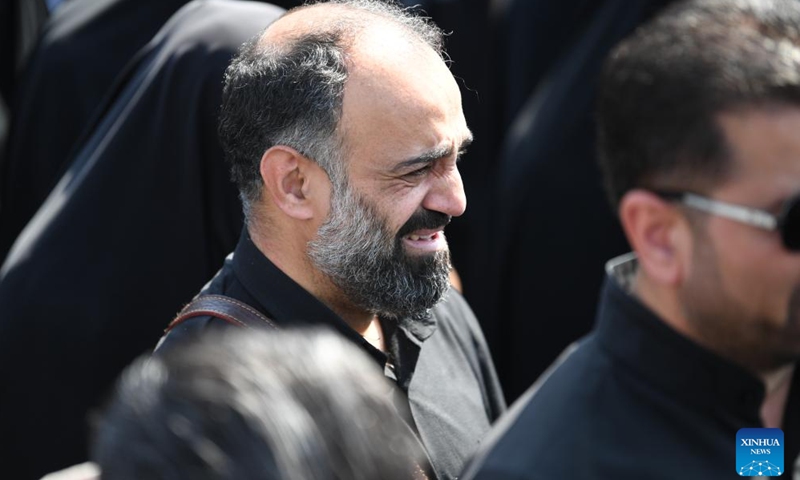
[597,253,765,424]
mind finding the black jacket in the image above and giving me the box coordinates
[463,253,800,479]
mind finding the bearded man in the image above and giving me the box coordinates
[155,1,505,478]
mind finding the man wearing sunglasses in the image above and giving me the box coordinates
[463,0,800,478]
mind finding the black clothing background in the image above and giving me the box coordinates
[0,2,284,478]
[0,0,304,262]
[158,231,507,480]
[480,0,675,401]
[462,263,800,479]
[0,0,47,103]
[0,0,193,262]
[0,0,48,177]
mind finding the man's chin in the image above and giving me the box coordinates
[397,249,450,275]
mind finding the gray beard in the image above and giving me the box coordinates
[307,183,451,321]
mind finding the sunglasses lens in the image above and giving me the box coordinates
[781,196,800,251]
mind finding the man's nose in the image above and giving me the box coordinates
[422,168,467,218]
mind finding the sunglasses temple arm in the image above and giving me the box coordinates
[682,193,779,230]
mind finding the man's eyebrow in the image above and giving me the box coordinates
[392,145,453,173]
[392,134,474,173]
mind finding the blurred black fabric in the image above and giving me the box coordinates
[493,0,601,130]
[0,1,284,478]
[0,0,198,263]
[0,0,48,187]
[0,0,48,103]
[485,0,676,401]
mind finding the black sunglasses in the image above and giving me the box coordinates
[654,190,800,251]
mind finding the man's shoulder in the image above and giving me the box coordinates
[463,329,709,479]
[155,255,256,353]
[461,337,619,479]
[492,338,609,436]
[196,253,239,296]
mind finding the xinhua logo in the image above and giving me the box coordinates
[737,428,784,476]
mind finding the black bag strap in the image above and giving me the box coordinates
[165,294,277,333]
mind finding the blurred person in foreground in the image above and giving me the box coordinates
[156,1,505,478]
[90,328,424,480]
[463,0,800,478]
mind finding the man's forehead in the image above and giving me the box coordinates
[341,19,452,95]
[713,106,800,196]
[717,107,800,164]
[340,65,468,171]
[342,27,464,140]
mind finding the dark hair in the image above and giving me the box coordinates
[92,328,424,480]
[597,0,800,209]
[218,0,444,220]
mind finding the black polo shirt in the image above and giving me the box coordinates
[462,253,800,480]
[157,229,506,480]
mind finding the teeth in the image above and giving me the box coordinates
[407,233,435,241]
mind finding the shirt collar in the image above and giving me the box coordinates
[230,228,437,366]
[597,253,766,423]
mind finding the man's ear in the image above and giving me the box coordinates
[619,189,691,287]
[259,146,322,220]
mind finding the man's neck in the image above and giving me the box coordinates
[296,269,387,351]
[633,273,696,340]
[248,226,378,338]
[760,364,794,428]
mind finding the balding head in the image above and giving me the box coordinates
[261,1,443,54]
[218,0,445,222]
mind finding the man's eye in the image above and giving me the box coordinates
[405,165,432,178]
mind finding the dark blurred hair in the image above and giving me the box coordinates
[218,0,444,220]
[92,328,424,480]
[597,0,800,209]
